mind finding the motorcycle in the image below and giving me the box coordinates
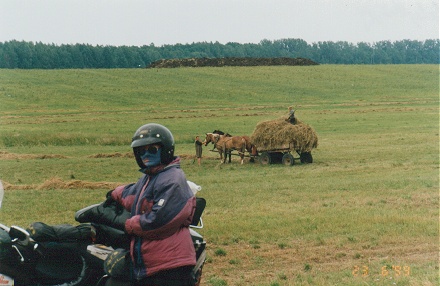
[0,222,104,285]
[0,180,206,286]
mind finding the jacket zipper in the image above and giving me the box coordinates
[134,177,150,277]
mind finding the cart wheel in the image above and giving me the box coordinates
[300,152,313,164]
[282,153,295,166]
[259,152,271,165]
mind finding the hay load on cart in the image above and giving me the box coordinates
[250,117,318,165]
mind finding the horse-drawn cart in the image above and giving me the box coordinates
[256,144,313,166]
[250,117,318,166]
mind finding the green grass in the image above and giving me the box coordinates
[0,65,438,285]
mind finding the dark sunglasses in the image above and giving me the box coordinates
[144,145,160,154]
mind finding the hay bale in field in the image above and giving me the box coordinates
[250,117,318,153]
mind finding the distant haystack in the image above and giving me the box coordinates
[147,57,319,68]
[250,117,318,153]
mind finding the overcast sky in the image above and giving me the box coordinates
[1,0,438,47]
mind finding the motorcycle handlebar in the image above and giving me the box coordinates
[9,225,30,243]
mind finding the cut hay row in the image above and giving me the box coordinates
[87,152,132,158]
[3,177,121,191]
[0,151,133,160]
[0,151,67,160]
[250,117,318,153]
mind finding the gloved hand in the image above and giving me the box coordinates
[75,189,126,226]
[103,190,116,208]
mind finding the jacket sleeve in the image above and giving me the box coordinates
[111,183,136,212]
[125,171,196,240]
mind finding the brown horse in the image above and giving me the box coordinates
[203,133,229,162]
[241,135,258,162]
[204,133,255,164]
[241,136,257,155]
[220,136,247,164]
[212,130,232,162]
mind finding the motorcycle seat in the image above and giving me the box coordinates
[28,222,92,242]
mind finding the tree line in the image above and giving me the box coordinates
[0,38,438,69]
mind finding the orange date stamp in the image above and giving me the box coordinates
[352,265,411,277]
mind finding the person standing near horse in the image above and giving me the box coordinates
[287,105,296,124]
[195,135,203,166]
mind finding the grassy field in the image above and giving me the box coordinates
[0,65,438,285]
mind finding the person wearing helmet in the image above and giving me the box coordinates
[108,123,196,285]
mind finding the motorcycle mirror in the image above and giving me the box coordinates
[0,180,4,209]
